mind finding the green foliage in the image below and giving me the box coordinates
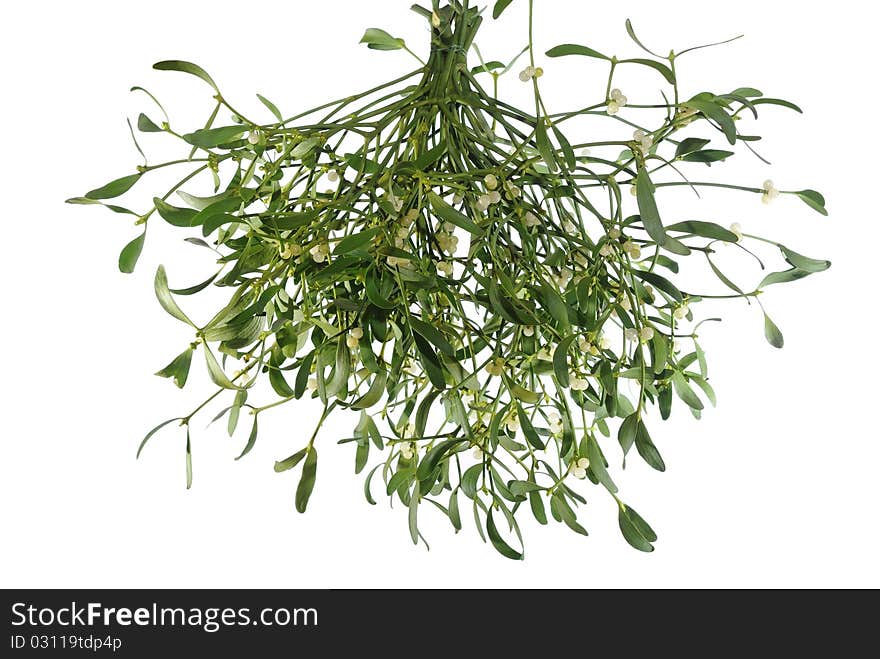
[71,0,828,558]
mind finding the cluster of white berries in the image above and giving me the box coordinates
[386,254,412,268]
[625,326,656,343]
[523,211,541,228]
[346,327,363,349]
[571,457,590,479]
[599,242,615,258]
[472,445,484,460]
[553,268,573,289]
[577,336,600,356]
[619,295,632,312]
[505,413,520,434]
[730,222,743,242]
[761,179,780,204]
[307,376,318,392]
[504,180,522,200]
[247,130,262,145]
[435,260,454,277]
[548,412,564,435]
[536,346,553,361]
[674,300,691,321]
[486,358,505,377]
[622,241,642,260]
[388,192,405,214]
[477,191,502,212]
[310,243,330,263]
[400,441,416,460]
[569,374,589,391]
[436,222,460,255]
[607,88,628,115]
[279,243,302,260]
[522,326,535,337]
[519,65,544,82]
[633,129,653,153]
[326,170,339,183]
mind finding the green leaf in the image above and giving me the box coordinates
[185,428,193,490]
[618,413,638,457]
[545,43,610,60]
[351,371,388,411]
[620,58,675,84]
[553,335,576,388]
[183,126,247,149]
[269,364,296,399]
[636,167,667,244]
[675,138,711,158]
[417,439,466,481]
[360,28,405,51]
[625,18,661,57]
[792,189,828,216]
[413,334,446,390]
[292,137,321,159]
[155,346,194,389]
[274,448,308,473]
[618,504,656,552]
[672,371,704,411]
[137,417,182,459]
[408,482,420,545]
[492,0,516,19]
[731,87,763,98]
[137,113,163,132]
[345,152,382,174]
[410,317,456,357]
[633,270,683,302]
[685,97,737,145]
[334,227,381,255]
[535,121,558,172]
[681,149,735,163]
[153,60,219,92]
[759,268,811,288]
[529,490,547,525]
[586,436,617,493]
[780,246,830,273]
[295,448,318,513]
[517,404,545,450]
[486,508,523,560]
[85,174,141,200]
[635,420,665,472]
[65,197,136,214]
[118,232,146,274]
[256,93,283,122]
[449,489,462,532]
[428,192,482,235]
[752,97,803,113]
[707,256,745,294]
[552,125,577,170]
[235,415,259,460]
[666,220,739,242]
[154,197,199,228]
[203,343,241,390]
[764,313,784,349]
[154,265,195,326]
[228,389,247,436]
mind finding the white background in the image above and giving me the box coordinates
[1,0,877,588]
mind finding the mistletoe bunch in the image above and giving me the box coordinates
[70,0,828,557]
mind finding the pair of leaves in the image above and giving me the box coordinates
[619,504,658,552]
[274,447,319,513]
[618,414,666,471]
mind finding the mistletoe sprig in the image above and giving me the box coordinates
[69,0,829,558]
